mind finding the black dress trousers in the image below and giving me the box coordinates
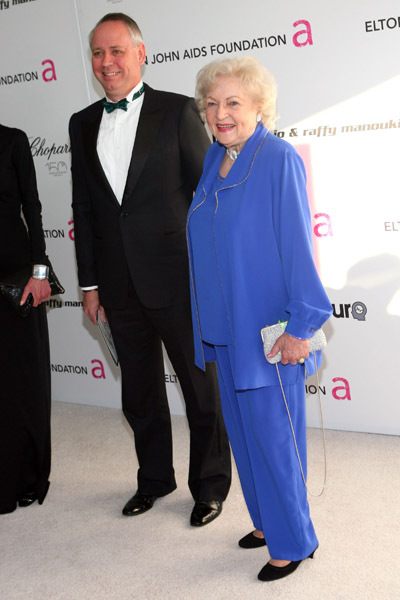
[106,278,231,501]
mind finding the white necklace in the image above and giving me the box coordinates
[226,147,240,161]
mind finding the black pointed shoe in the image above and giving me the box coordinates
[122,492,157,516]
[239,531,267,549]
[190,500,222,526]
[257,547,318,581]
[17,491,38,508]
[0,503,17,515]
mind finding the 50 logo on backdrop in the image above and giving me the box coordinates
[46,161,68,177]
[29,136,70,179]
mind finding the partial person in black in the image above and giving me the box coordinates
[0,124,51,515]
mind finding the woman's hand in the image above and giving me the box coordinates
[268,332,309,365]
[20,277,51,308]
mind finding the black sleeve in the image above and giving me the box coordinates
[178,98,210,191]
[12,129,47,264]
[69,115,97,287]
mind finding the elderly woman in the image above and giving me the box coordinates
[186,57,332,581]
[0,124,51,514]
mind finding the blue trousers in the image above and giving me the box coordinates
[214,345,318,561]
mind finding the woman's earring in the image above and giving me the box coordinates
[256,113,261,122]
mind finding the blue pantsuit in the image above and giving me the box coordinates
[186,124,332,560]
[214,345,318,561]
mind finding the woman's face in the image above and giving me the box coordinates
[205,76,260,150]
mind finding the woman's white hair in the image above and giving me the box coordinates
[195,56,278,130]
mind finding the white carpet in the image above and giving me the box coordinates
[1,401,399,600]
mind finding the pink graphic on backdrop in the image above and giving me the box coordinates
[68,219,74,241]
[313,213,333,238]
[332,377,351,400]
[292,19,313,47]
[91,359,106,379]
[295,144,321,271]
[42,59,57,82]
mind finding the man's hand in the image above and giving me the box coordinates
[83,289,107,325]
[21,277,51,307]
[268,332,309,366]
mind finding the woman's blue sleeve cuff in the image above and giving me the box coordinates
[285,317,316,340]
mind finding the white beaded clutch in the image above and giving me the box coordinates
[260,321,327,364]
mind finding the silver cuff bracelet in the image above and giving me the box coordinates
[32,264,49,280]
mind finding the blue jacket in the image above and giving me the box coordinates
[187,124,332,390]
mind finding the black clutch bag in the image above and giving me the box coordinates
[0,260,65,317]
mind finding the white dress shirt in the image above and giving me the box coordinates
[82,81,145,292]
[97,80,145,203]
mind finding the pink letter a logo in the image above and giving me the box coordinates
[314,213,333,237]
[42,59,57,82]
[91,359,106,379]
[293,20,313,47]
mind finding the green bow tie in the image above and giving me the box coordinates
[102,97,128,113]
[102,84,145,114]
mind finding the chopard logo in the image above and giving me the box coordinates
[30,137,71,161]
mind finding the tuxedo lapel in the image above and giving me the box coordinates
[83,102,120,208]
[121,85,166,204]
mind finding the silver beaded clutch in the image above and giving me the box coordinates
[260,321,327,364]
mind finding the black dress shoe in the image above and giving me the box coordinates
[257,547,318,581]
[190,500,222,527]
[17,491,38,508]
[239,531,266,549]
[122,492,157,516]
[0,504,17,515]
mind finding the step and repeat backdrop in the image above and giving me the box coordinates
[1,0,399,434]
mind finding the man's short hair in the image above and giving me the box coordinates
[89,13,144,48]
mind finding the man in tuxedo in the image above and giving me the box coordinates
[69,13,231,525]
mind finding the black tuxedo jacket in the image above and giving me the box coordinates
[69,84,210,309]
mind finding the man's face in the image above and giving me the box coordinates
[91,20,146,101]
